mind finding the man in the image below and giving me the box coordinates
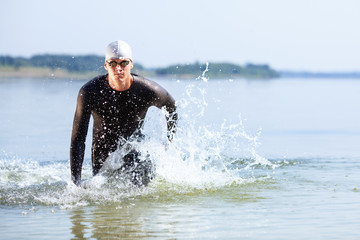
[70,40,177,186]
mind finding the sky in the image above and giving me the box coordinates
[1,0,359,72]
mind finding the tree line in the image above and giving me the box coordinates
[155,62,280,78]
[0,54,279,79]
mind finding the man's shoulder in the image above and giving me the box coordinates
[132,73,149,84]
[132,73,160,89]
[81,74,107,91]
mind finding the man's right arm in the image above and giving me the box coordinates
[70,88,91,186]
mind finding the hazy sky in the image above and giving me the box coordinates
[1,0,359,71]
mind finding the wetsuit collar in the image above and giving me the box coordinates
[107,74,134,92]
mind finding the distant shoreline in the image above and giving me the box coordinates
[0,66,96,80]
[0,55,280,79]
[0,66,278,80]
[1,66,360,80]
[5,54,360,80]
[280,71,360,79]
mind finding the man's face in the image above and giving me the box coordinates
[104,58,133,81]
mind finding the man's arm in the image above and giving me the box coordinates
[164,97,177,142]
[70,88,91,185]
[153,85,178,142]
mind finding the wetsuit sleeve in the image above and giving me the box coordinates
[153,85,178,142]
[70,88,91,185]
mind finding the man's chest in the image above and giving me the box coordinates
[90,91,150,119]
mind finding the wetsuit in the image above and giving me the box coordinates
[70,73,177,186]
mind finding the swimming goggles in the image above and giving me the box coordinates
[106,60,130,68]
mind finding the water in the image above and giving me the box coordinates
[0,75,359,239]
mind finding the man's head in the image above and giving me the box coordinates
[104,40,134,83]
[105,40,133,61]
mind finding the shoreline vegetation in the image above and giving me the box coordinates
[0,54,279,80]
[1,54,359,80]
[0,54,280,80]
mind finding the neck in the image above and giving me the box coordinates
[107,74,133,91]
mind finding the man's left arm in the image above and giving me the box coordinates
[153,86,178,142]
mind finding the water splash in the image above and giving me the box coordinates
[0,66,277,207]
[136,64,274,188]
[196,62,209,82]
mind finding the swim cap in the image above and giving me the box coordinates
[105,40,133,61]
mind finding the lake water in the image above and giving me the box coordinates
[0,75,359,239]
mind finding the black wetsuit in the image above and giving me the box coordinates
[70,73,177,186]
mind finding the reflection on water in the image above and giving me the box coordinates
[71,204,156,239]
[68,181,271,239]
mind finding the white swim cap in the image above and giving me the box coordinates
[105,40,133,61]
